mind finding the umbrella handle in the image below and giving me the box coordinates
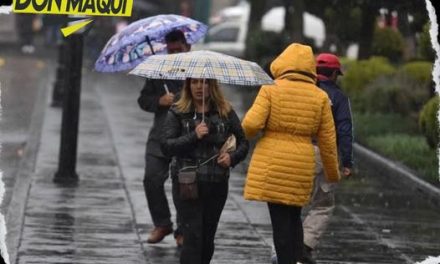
[145,36,155,55]
[201,68,208,122]
[163,82,170,94]
[202,77,205,122]
[146,36,169,94]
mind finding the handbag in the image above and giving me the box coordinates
[177,166,199,200]
[177,134,237,200]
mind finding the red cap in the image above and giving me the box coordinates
[316,53,343,75]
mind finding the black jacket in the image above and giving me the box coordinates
[138,79,183,158]
[317,78,354,168]
[161,106,249,182]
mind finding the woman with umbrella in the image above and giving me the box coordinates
[94,14,209,246]
[131,49,273,263]
[241,43,341,264]
[160,77,249,264]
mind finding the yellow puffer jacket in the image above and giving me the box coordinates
[242,43,340,206]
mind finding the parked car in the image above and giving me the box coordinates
[193,1,325,58]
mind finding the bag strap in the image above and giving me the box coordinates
[198,154,219,167]
[179,154,219,172]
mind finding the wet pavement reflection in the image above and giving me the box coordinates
[0,54,47,213]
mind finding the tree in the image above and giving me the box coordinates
[304,0,365,56]
[356,1,381,59]
[245,0,267,60]
[305,0,427,59]
[283,0,305,45]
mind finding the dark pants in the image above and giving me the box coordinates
[144,154,181,230]
[268,203,303,264]
[179,181,228,264]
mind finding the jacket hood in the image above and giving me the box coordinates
[270,43,317,83]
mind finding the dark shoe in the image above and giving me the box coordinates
[147,226,173,243]
[175,234,184,248]
[299,245,316,264]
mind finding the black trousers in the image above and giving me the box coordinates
[179,181,228,264]
[144,154,181,230]
[268,203,303,264]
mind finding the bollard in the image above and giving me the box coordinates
[54,33,84,184]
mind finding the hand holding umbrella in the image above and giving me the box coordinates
[195,121,209,139]
[158,92,175,106]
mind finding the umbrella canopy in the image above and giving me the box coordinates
[95,14,208,72]
[129,50,274,86]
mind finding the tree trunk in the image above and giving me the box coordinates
[284,0,304,45]
[357,4,378,59]
[245,0,266,60]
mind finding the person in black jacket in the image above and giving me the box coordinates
[137,30,190,245]
[301,53,354,264]
[161,78,249,264]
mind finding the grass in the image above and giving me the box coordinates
[366,134,438,185]
[353,112,438,185]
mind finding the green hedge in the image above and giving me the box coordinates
[341,57,396,112]
[400,61,433,85]
[418,23,436,61]
[341,56,396,93]
[363,72,431,116]
[419,96,439,149]
[372,27,405,63]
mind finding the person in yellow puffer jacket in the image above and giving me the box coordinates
[241,43,340,264]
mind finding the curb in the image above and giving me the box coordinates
[354,143,440,207]
[5,61,51,264]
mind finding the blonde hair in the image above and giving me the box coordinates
[175,78,232,118]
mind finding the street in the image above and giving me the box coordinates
[1,50,439,264]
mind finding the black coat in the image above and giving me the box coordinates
[161,106,249,182]
[138,79,183,158]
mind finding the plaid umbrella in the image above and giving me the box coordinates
[95,14,207,72]
[129,50,274,86]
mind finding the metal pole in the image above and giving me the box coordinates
[54,33,84,183]
[51,40,67,107]
[51,18,68,107]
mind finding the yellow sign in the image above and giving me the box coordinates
[12,0,133,35]
[13,0,132,17]
[13,0,133,16]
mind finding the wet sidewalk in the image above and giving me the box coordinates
[10,68,440,264]
[12,70,274,264]
[14,74,147,263]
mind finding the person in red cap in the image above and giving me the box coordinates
[300,53,354,263]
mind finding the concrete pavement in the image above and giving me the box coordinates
[9,69,274,264]
[5,60,440,264]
